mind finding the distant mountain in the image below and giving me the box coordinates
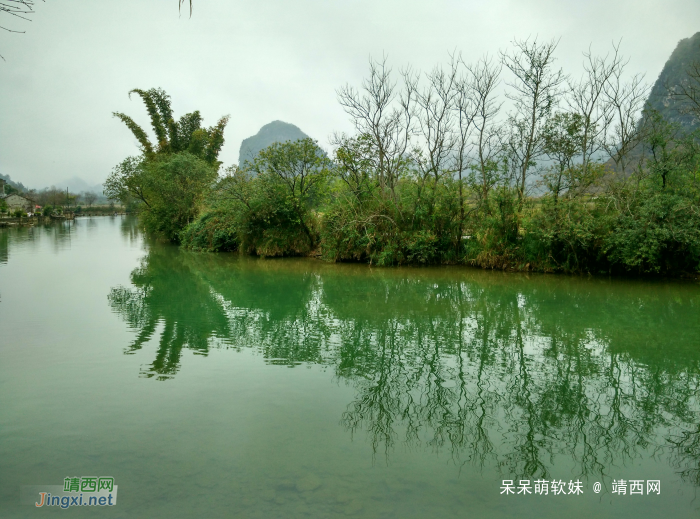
[238,121,311,166]
[644,31,700,133]
[0,174,104,197]
[0,173,29,193]
[56,177,104,195]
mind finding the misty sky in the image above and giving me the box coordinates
[1,0,699,189]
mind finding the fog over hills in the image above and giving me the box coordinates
[0,173,29,193]
[0,173,102,196]
[56,177,104,195]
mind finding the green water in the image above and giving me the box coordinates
[1,216,700,518]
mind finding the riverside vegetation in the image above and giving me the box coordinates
[105,38,700,276]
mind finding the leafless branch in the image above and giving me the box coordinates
[602,55,649,175]
[178,0,192,18]
[0,0,43,60]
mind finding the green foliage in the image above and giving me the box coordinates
[183,138,330,256]
[525,197,600,271]
[42,205,53,216]
[109,88,228,242]
[108,153,217,242]
[179,210,239,252]
[604,189,700,274]
[113,88,229,167]
[320,173,463,266]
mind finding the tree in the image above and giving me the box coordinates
[83,191,98,208]
[336,57,414,195]
[249,138,331,249]
[566,44,621,174]
[501,38,566,209]
[112,88,228,167]
[187,138,332,255]
[542,112,586,202]
[602,67,649,175]
[464,55,503,206]
[412,62,457,187]
[332,133,377,203]
[107,88,228,242]
[106,153,217,242]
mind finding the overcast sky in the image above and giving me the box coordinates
[1,0,698,189]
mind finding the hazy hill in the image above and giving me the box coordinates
[56,177,104,195]
[644,31,700,132]
[238,121,311,166]
[0,173,29,193]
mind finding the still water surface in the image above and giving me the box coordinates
[1,216,699,518]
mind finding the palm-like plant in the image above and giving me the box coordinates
[113,88,229,166]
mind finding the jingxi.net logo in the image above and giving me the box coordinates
[21,477,118,509]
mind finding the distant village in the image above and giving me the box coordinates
[0,178,121,224]
[0,179,36,214]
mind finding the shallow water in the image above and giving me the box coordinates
[1,216,699,518]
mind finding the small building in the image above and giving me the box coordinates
[1,179,36,213]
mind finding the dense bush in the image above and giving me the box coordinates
[183,138,330,257]
[603,190,700,274]
[319,179,462,265]
[179,210,239,252]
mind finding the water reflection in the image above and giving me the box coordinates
[0,231,7,264]
[0,219,81,264]
[119,215,141,245]
[108,247,700,485]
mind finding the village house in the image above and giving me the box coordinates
[0,179,36,214]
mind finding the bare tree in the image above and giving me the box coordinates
[412,62,458,186]
[83,191,98,208]
[602,66,649,175]
[501,38,566,209]
[566,44,622,173]
[336,57,415,197]
[465,55,503,205]
[449,56,478,242]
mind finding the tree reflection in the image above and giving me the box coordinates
[109,253,700,484]
[0,230,7,264]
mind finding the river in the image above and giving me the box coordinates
[1,216,699,518]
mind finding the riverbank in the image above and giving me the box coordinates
[0,213,132,227]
